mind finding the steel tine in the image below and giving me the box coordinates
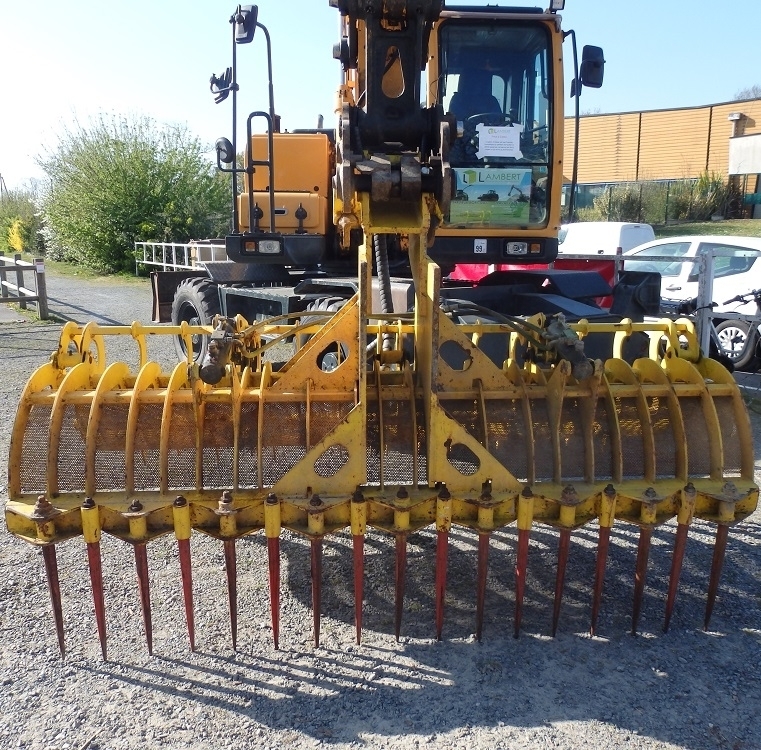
[353,534,365,645]
[590,526,611,636]
[223,539,238,650]
[552,528,571,637]
[41,545,65,657]
[475,532,490,642]
[177,538,195,651]
[172,496,195,651]
[394,533,407,641]
[81,498,107,660]
[133,544,153,655]
[267,537,280,649]
[514,528,530,638]
[311,538,323,648]
[85,542,107,661]
[264,494,281,649]
[351,490,367,646]
[664,523,689,633]
[631,526,652,636]
[704,524,729,630]
[434,529,448,640]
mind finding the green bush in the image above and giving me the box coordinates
[37,114,229,273]
[0,186,41,255]
[575,172,734,225]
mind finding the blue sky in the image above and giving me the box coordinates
[1,0,758,189]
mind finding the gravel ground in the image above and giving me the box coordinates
[1,271,760,750]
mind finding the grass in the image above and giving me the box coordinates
[654,219,761,239]
[7,251,146,283]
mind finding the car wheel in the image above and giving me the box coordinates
[714,319,761,371]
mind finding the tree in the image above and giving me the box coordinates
[733,84,761,100]
[37,115,229,273]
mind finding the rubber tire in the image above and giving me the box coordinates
[714,318,761,372]
[298,296,348,372]
[171,277,221,364]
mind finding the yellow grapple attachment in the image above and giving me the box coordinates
[6,242,758,657]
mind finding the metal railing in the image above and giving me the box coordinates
[135,241,227,273]
[0,252,49,320]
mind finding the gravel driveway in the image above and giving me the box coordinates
[1,270,760,750]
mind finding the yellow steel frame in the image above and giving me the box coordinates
[5,208,758,558]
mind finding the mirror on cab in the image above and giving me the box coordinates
[580,45,605,89]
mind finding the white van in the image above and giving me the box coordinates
[558,222,655,256]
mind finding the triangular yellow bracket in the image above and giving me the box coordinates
[435,312,513,391]
[273,392,367,497]
[426,395,523,494]
[273,294,360,393]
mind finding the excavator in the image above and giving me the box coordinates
[6,1,757,659]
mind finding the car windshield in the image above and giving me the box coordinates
[626,241,692,277]
[438,20,551,229]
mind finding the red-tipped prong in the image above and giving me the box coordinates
[42,545,65,657]
[552,529,571,637]
[435,529,449,641]
[177,538,195,651]
[311,538,323,648]
[590,526,611,636]
[353,534,364,645]
[631,526,652,636]
[394,533,407,641]
[85,542,107,660]
[514,528,530,638]
[704,524,729,631]
[223,539,238,650]
[475,533,490,641]
[664,523,688,633]
[267,537,280,649]
[134,544,153,655]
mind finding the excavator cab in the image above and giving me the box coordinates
[439,17,552,229]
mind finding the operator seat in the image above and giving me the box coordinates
[448,70,502,121]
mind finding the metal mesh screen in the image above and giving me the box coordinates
[262,402,306,485]
[617,397,646,480]
[446,442,480,475]
[592,399,614,481]
[384,398,420,484]
[531,399,554,482]
[19,404,52,494]
[314,444,350,477]
[310,400,352,446]
[167,403,197,490]
[238,401,259,488]
[559,397,586,482]
[57,404,89,492]
[444,399,482,444]
[366,398,424,486]
[681,397,711,478]
[202,403,235,489]
[715,396,743,477]
[649,395,677,479]
[486,399,528,483]
[133,403,162,491]
[94,403,129,491]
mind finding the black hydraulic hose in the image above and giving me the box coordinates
[373,234,395,352]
